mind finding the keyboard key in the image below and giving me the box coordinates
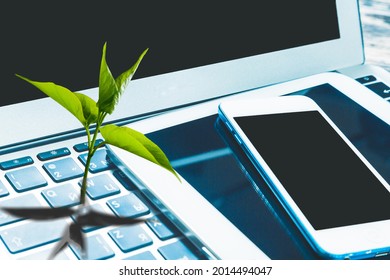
[158,241,200,260]
[124,251,156,260]
[42,183,80,208]
[0,156,33,170]
[79,174,120,200]
[0,218,68,253]
[5,166,47,192]
[69,234,114,260]
[43,158,83,183]
[37,147,71,161]
[0,181,9,198]
[356,75,376,84]
[146,215,176,240]
[108,225,153,253]
[366,82,390,98]
[78,149,112,173]
[0,194,41,226]
[73,139,104,153]
[113,170,136,190]
[107,193,149,218]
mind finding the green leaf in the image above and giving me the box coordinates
[115,48,148,94]
[97,43,148,115]
[16,74,86,125]
[74,93,98,125]
[97,42,119,114]
[100,124,180,181]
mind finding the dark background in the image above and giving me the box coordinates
[0,1,339,106]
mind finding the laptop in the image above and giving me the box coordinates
[0,0,389,260]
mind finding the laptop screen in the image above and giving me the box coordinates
[1,1,339,107]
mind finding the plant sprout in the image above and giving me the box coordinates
[16,42,180,205]
[0,43,181,259]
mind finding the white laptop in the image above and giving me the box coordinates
[0,1,389,260]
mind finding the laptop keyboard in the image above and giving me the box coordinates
[0,135,204,260]
[356,75,390,100]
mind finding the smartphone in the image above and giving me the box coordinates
[218,95,390,259]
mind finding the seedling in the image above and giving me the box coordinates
[4,43,180,259]
[16,43,179,204]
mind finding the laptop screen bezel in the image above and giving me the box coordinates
[0,0,363,148]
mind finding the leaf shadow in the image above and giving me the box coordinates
[1,207,144,260]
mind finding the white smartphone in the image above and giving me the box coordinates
[218,95,390,259]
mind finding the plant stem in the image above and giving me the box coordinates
[80,155,91,205]
[80,112,107,205]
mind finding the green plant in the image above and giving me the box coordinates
[16,42,180,205]
[0,42,181,259]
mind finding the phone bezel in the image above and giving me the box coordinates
[218,95,390,259]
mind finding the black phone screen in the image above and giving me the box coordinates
[235,110,390,230]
